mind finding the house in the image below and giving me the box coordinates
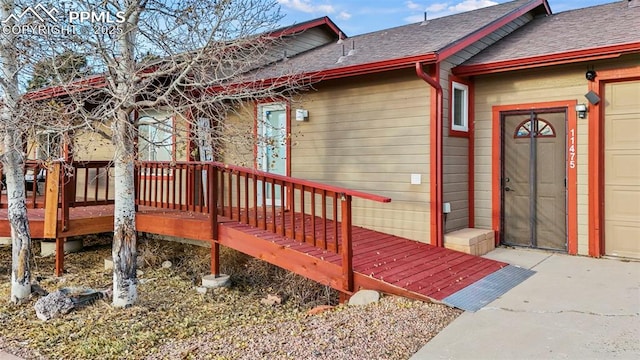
[228,0,639,259]
[454,0,640,258]
[22,0,640,260]
[4,0,637,301]
[239,0,553,246]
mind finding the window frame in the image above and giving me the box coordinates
[35,130,63,160]
[451,80,470,134]
[137,112,175,162]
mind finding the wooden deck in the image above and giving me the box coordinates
[0,161,506,303]
[0,204,506,302]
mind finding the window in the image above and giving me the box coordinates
[138,113,173,161]
[514,118,556,138]
[451,81,469,132]
[36,131,62,160]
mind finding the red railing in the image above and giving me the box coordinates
[135,161,392,292]
[0,160,115,210]
[3,159,392,293]
[65,161,115,207]
[0,161,56,209]
[135,162,212,212]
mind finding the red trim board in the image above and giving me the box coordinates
[588,65,640,257]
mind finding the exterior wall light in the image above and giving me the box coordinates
[576,104,588,119]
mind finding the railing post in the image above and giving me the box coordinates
[340,193,353,292]
[133,163,139,212]
[43,163,60,239]
[210,164,218,241]
[61,164,72,232]
[209,164,220,276]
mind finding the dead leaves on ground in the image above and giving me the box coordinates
[0,237,329,359]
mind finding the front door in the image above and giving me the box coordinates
[502,110,567,251]
[257,103,287,204]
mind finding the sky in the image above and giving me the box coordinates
[276,0,618,35]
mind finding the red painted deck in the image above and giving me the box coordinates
[215,211,507,301]
[0,161,507,303]
[0,204,506,302]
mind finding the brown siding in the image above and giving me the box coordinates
[441,61,470,232]
[473,54,640,255]
[221,103,256,167]
[73,126,114,161]
[291,69,431,242]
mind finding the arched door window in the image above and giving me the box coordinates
[514,118,556,138]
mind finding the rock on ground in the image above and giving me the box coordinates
[34,291,74,321]
[348,290,380,306]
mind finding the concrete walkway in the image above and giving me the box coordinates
[412,248,640,360]
[0,351,23,360]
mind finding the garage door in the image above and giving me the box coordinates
[604,80,640,259]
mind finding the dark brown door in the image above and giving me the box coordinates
[502,111,567,251]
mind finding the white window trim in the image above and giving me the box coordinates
[35,130,62,161]
[137,111,174,162]
[451,81,469,132]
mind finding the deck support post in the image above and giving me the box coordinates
[340,194,353,292]
[55,237,65,276]
[210,241,220,276]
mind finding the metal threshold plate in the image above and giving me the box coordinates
[442,265,535,312]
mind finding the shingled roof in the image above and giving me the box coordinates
[251,0,548,80]
[456,0,640,74]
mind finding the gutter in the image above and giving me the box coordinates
[415,62,444,248]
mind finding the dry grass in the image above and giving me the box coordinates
[0,234,460,360]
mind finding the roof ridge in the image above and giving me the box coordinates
[333,0,538,39]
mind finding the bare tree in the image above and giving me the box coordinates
[0,0,101,302]
[0,0,33,303]
[62,0,308,307]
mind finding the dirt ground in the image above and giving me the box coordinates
[0,235,460,359]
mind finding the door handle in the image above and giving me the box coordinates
[505,186,514,192]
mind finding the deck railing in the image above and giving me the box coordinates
[0,161,50,209]
[135,161,392,292]
[2,160,391,293]
[0,160,115,210]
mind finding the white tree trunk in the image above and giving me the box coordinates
[111,111,138,307]
[4,133,31,303]
[1,0,31,303]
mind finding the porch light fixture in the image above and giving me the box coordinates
[295,109,308,121]
[576,104,588,119]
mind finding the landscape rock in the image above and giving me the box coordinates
[260,294,283,306]
[34,291,75,321]
[34,288,111,321]
[348,290,380,306]
[195,287,208,295]
[161,260,173,269]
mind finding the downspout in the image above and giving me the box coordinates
[415,62,444,247]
